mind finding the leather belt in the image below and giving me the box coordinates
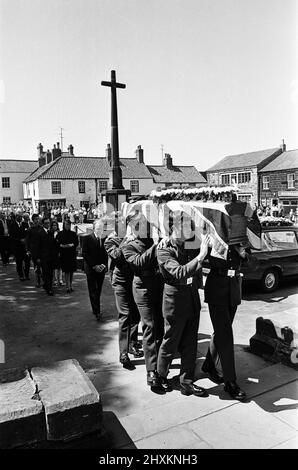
[210,268,241,278]
[165,276,193,286]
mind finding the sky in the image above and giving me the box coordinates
[0,0,297,171]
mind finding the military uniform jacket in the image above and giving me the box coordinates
[122,237,159,287]
[157,240,202,317]
[104,235,133,286]
[204,246,247,307]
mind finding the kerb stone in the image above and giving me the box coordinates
[30,359,102,441]
[0,368,45,448]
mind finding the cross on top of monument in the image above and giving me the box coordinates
[101,70,126,90]
[101,70,126,190]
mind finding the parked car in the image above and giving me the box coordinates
[202,225,298,293]
[241,225,298,292]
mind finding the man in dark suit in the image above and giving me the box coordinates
[202,243,249,401]
[37,217,56,295]
[0,211,10,266]
[9,212,30,280]
[26,214,42,287]
[82,218,108,321]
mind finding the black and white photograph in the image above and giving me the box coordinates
[0,0,297,457]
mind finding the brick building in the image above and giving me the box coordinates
[147,153,206,189]
[206,143,285,206]
[259,148,298,215]
[0,159,38,205]
[23,143,205,212]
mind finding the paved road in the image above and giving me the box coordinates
[1,263,297,449]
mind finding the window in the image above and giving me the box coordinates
[231,174,237,184]
[130,180,139,193]
[238,194,252,203]
[261,230,298,251]
[263,176,270,190]
[2,177,10,188]
[78,181,85,193]
[238,172,251,184]
[3,197,11,204]
[99,180,108,192]
[51,181,61,194]
[221,174,230,185]
[287,174,295,189]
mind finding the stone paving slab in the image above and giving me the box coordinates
[238,363,298,399]
[271,434,298,449]
[254,381,298,431]
[30,359,102,441]
[0,368,45,448]
[187,400,297,449]
[135,423,208,449]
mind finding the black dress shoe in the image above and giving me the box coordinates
[201,364,224,384]
[120,353,135,370]
[128,345,144,358]
[224,381,247,401]
[159,375,173,392]
[147,371,161,388]
[95,314,102,322]
[180,382,208,397]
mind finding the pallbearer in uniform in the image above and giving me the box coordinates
[202,243,249,401]
[104,214,143,371]
[122,212,164,390]
[156,211,210,396]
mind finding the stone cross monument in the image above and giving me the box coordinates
[100,70,131,212]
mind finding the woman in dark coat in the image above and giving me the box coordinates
[50,219,62,286]
[57,219,78,293]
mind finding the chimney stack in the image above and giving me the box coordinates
[37,143,43,158]
[46,149,52,164]
[105,143,112,164]
[52,143,62,161]
[135,145,144,164]
[37,143,46,167]
[280,139,286,152]
[163,153,173,168]
[68,144,74,156]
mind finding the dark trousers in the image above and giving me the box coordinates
[86,271,105,316]
[133,279,164,372]
[157,292,199,384]
[41,259,53,293]
[203,304,237,382]
[15,249,30,279]
[113,284,140,355]
[0,236,10,264]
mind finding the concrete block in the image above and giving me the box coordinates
[0,368,45,448]
[31,359,102,441]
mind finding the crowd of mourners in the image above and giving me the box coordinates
[0,202,283,401]
[0,208,79,294]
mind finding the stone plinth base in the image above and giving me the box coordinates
[0,368,45,449]
[0,359,104,448]
[101,189,131,214]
